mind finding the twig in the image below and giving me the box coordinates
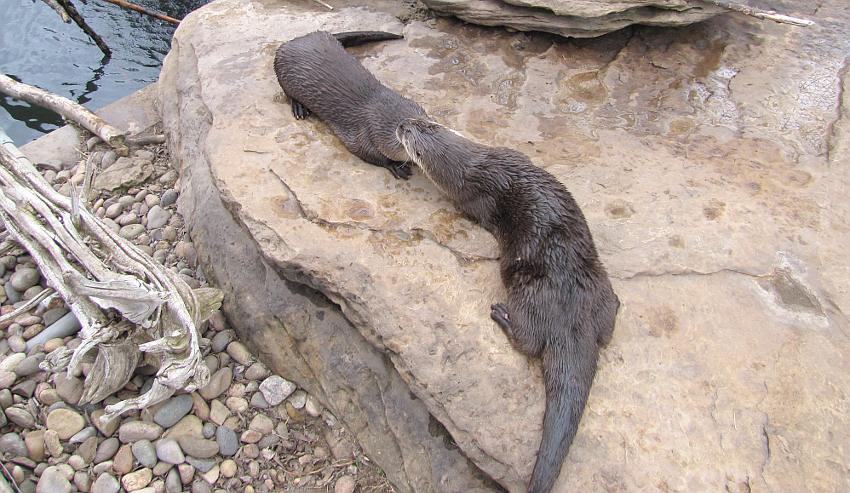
[99,0,181,25]
[40,0,71,22]
[126,134,166,146]
[0,460,21,493]
[55,0,112,57]
[311,0,334,11]
[0,73,129,156]
[0,288,54,324]
[700,0,815,27]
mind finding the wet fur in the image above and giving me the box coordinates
[398,119,619,493]
[274,31,427,179]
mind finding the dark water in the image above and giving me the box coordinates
[0,0,209,144]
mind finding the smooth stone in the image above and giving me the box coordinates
[14,354,43,377]
[185,456,215,473]
[55,374,84,405]
[41,308,67,328]
[24,430,45,461]
[224,396,248,413]
[160,189,178,207]
[177,463,195,484]
[208,400,229,425]
[146,205,171,230]
[305,395,323,417]
[191,393,210,421]
[67,454,86,470]
[12,379,37,399]
[0,353,25,372]
[0,432,27,456]
[249,392,269,409]
[35,466,72,493]
[95,437,120,463]
[26,312,81,351]
[6,406,35,428]
[119,223,146,240]
[91,473,120,493]
[105,203,123,219]
[210,331,232,353]
[118,421,163,442]
[10,268,40,292]
[162,415,203,441]
[190,480,211,493]
[46,408,85,439]
[215,426,238,457]
[4,285,21,304]
[7,336,25,354]
[121,468,153,492]
[112,444,134,474]
[258,375,295,406]
[176,436,218,459]
[225,341,251,366]
[248,414,273,434]
[132,440,158,468]
[0,370,16,389]
[240,430,261,444]
[153,394,194,428]
[77,436,98,464]
[73,471,91,492]
[165,468,182,493]
[202,423,215,439]
[244,362,268,381]
[334,475,356,493]
[91,409,120,437]
[199,464,219,485]
[68,426,96,444]
[198,367,232,401]
[156,438,185,465]
[287,389,307,409]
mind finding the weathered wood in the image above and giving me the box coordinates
[55,0,112,56]
[41,0,71,22]
[700,0,815,26]
[0,128,222,416]
[0,73,129,156]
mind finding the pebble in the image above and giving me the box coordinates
[165,468,182,493]
[225,341,252,366]
[219,458,237,478]
[259,375,296,406]
[240,430,262,444]
[113,444,134,474]
[0,432,27,456]
[43,429,62,457]
[91,473,120,493]
[177,436,219,459]
[121,468,153,492]
[210,331,232,353]
[105,203,123,219]
[305,395,323,417]
[95,437,120,463]
[14,354,43,377]
[119,223,146,240]
[22,286,44,301]
[12,380,37,398]
[200,464,219,484]
[132,439,158,468]
[41,308,67,328]
[225,396,248,413]
[154,394,194,428]
[202,422,216,439]
[160,189,178,207]
[68,454,86,470]
[73,471,91,492]
[10,268,40,292]
[6,406,35,428]
[334,475,356,493]
[69,425,96,444]
[153,461,172,476]
[36,466,72,493]
[199,367,232,401]
[191,393,210,421]
[7,335,26,353]
[78,435,98,463]
[209,400,229,425]
[0,370,16,389]
[24,430,45,461]
[244,362,269,381]
[91,409,120,437]
[160,170,178,185]
[146,206,171,230]
[185,456,216,473]
[26,312,81,351]
[178,463,195,484]
[249,392,269,409]
[248,413,274,434]
[191,481,211,493]
[144,194,161,208]
[163,415,202,441]
[119,420,163,442]
[0,353,25,372]
[216,426,238,457]
[288,389,307,409]
[156,438,185,465]
[46,408,85,439]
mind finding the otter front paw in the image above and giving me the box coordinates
[388,161,412,180]
[291,99,311,120]
[490,303,512,332]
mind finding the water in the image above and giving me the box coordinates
[0,0,209,144]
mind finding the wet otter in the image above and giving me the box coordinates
[274,31,427,179]
[397,119,619,493]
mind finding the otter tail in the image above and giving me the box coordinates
[528,341,598,493]
[332,31,404,48]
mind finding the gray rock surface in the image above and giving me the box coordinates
[159,0,850,492]
[421,0,722,38]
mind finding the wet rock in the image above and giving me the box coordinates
[154,394,194,428]
[46,408,85,439]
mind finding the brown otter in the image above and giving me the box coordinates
[274,31,427,179]
[397,119,619,493]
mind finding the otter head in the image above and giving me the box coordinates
[396,118,468,173]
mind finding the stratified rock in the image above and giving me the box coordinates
[421,0,722,38]
[160,1,850,492]
[94,157,153,191]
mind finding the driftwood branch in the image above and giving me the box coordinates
[99,0,181,25]
[0,73,128,156]
[54,0,112,56]
[700,0,815,27]
[0,128,222,417]
[41,0,71,22]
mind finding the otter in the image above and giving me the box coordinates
[274,31,428,179]
[397,119,619,493]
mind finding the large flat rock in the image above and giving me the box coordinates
[159,0,850,491]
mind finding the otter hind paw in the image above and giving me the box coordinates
[291,99,311,120]
[388,161,412,180]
